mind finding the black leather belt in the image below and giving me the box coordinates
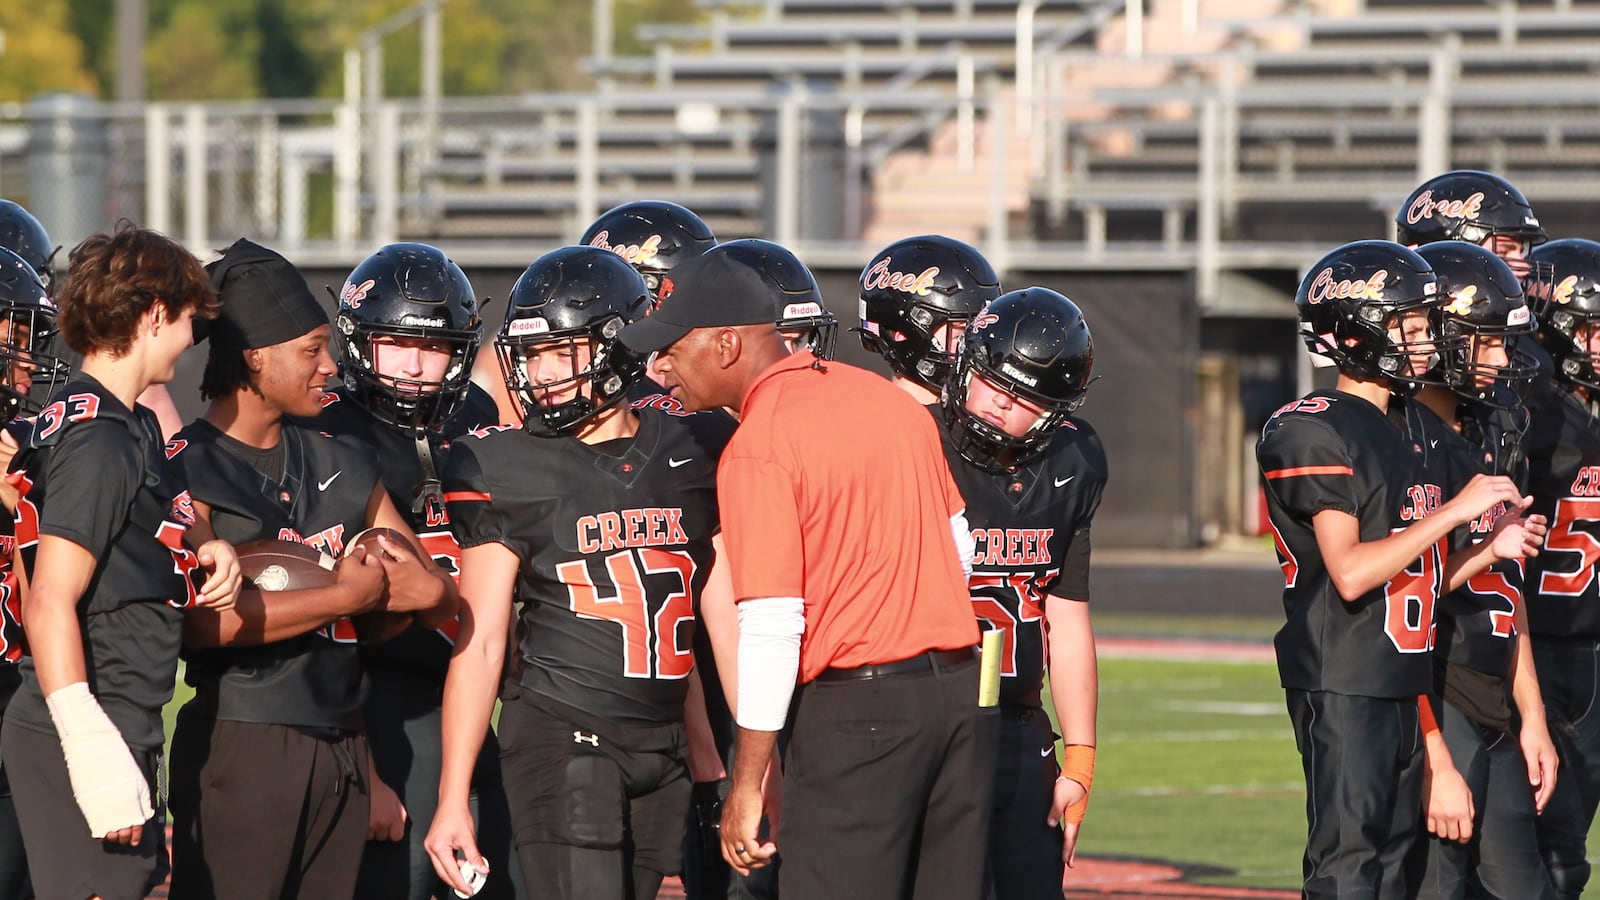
[815,646,977,682]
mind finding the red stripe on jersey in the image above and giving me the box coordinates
[443,490,492,503]
[1264,465,1354,480]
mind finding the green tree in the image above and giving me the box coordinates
[144,2,261,99]
[0,0,100,102]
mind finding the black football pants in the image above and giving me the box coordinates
[983,706,1064,900]
[1286,690,1423,900]
[1531,638,1600,899]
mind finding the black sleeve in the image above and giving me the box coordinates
[37,420,142,558]
[1256,416,1359,518]
[1048,425,1106,603]
[442,438,505,549]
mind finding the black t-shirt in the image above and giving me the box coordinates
[1257,390,1445,698]
[5,376,202,750]
[176,418,380,731]
[1523,386,1600,641]
[306,384,499,685]
[444,408,728,727]
[934,408,1106,710]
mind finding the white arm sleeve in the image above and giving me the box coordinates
[951,510,975,577]
[736,596,806,732]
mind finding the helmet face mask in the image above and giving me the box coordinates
[860,235,1002,392]
[1296,241,1445,396]
[497,246,649,437]
[1417,241,1538,408]
[581,201,717,310]
[1530,239,1600,392]
[335,243,482,432]
[0,249,68,424]
[941,287,1093,473]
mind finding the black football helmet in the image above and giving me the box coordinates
[1529,239,1600,391]
[333,243,482,432]
[1416,241,1538,408]
[860,235,1002,392]
[1397,170,1549,289]
[1296,240,1443,394]
[942,287,1094,472]
[706,239,838,359]
[497,246,650,436]
[0,200,57,295]
[0,246,69,423]
[580,201,716,308]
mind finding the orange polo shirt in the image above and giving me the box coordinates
[717,350,979,683]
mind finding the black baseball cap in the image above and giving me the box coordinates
[618,248,791,353]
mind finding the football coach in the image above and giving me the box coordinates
[620,243,993,899]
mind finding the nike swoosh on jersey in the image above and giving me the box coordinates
[1041,746,1054,758]
[668,458,692,468]
[1054,476,1075,488]
[318,471,342,491]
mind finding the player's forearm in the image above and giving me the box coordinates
[1316,511,1455,602]
[1509,612,1546,725]
[437,643,501,808]
[683,669,727,782]
[1046,599,1097,747]
[181,584,370,647]
[1442,539,1507,593]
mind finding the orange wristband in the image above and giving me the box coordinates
[1058,744,1096,825]
[1418,694,1440,738]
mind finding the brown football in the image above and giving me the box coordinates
[343,527,418,643]
[235,539,338,592]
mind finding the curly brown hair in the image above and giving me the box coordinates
[55,221,219,357]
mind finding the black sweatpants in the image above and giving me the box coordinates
[780,653,996,900]
[168,711,370,900]
[1531,638,1600,899]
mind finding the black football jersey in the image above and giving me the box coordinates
[444,408,727,727]
[1404,401,1520,682]
[935,410,1106,710]
[5,377,203,750]
[1523,385,1600,640]
[306,384,499,683]
[176,419,381,731]
[0,421,28,711]
[1257,390,1446,698]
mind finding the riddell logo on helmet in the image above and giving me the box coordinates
[1405,190,1485,225]
[783,302,824,318]
[340,279,376,309]
[1306,268,1389,304]
[589,231,662,268]
[861,258,940,296]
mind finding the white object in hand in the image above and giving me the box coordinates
[454,857,488,898]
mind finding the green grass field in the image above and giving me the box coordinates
[1070,655,1304,889]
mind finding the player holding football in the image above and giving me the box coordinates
[1259,239,1545,899]
[168,238,453,900]
[425,246,730,900]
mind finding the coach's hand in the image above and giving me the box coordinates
[721,780,776,875]
[1423,758,1475,843]
[195,539,242,610]
[425,803,485,896]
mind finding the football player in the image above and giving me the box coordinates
[313,242,519,900]
[1401,241,1557,899]
[0,246,70,900]
[424,246,731,900]
[1519,238,1600,900]
[859,234,1003,406]
[0,223,239,900]
[938,287,1104,899]
[1258,239,1545,899]
[168,239,455,900]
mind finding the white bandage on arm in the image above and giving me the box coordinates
[736,596,806,732]
[951,510,976,577]
[45,682,153,838]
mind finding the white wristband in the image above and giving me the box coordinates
[736,596,805,732]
